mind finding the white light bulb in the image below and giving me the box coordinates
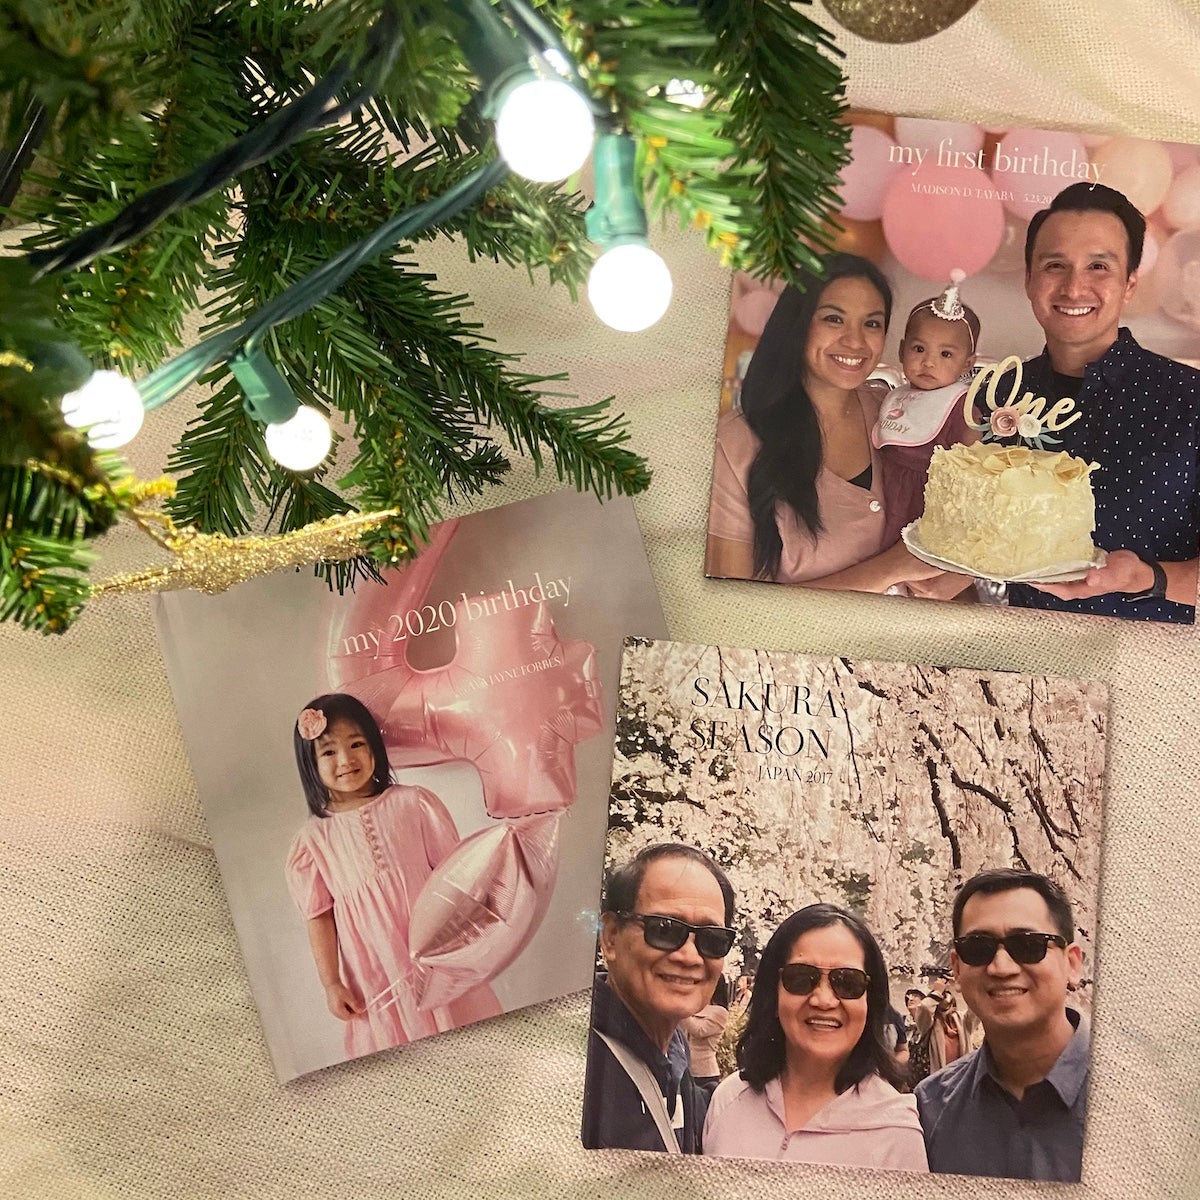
[60,369,145,449]
[495,78,594,183]
[587,243,674,333]
[265,406,332,471]
[664,78,706,108]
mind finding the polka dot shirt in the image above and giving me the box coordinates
[1007,329,1200,624]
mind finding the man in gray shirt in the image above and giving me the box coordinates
[915,869,1089,1181]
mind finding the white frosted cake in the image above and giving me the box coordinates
[915,443,1098,579]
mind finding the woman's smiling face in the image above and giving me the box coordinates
[777,922,869,1073]
[802,275,888,397]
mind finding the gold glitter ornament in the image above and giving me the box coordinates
[92,509,398,597]
[821,0,981,43]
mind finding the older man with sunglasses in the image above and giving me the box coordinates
[581,843,737,1153]
[915,868,1089,1181]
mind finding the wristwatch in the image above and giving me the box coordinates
[1125,556,1167,602]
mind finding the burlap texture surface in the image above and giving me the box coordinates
[3,2,1199,1195]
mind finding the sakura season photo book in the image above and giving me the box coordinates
[583,637,1107,1181]
[154,489,666,1081]
[706,111,1200,624]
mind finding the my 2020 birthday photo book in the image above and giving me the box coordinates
[155,490,666,1080]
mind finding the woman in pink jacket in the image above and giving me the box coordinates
[703,904,928,1172]
[683,977,731,1095]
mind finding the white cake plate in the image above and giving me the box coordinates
[901,524,1107,584]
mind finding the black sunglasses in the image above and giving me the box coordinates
[953,931,1068,967]
[779,963,870,1000]
[617,912,736,960]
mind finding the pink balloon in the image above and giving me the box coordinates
[1166,141,1200,174]
[1161,164,1200,231]
[731,286,780,337]
[991,128,1091,220]
[1088,137,1174,215]
[407,814,560,1008]
[892,118,985,160]
[988,212,1031,274]
[1154,227,1200,329]
[1140,223,1161,276]
[327,528,604,819]
[838,125,904,222]
[880,164,1005,281]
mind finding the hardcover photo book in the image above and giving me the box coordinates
[155,489,667,1080]
[582,637,1107,1181]
[706,111,1200,625]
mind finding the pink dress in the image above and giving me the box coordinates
[286,784,501,1058]
[707,385,890,584]
[871,381,975,548]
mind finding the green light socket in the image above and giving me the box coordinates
[230,345,300,425]
[445,0,536,118]
[584,133,649,248]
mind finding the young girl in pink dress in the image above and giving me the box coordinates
[871,271,982,549]
[286,692,500,1059]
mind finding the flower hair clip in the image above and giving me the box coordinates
[297,707,327,740]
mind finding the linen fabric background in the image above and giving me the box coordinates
[4,2,1199,1196]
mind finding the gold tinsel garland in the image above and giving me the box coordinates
[91,508,399,597]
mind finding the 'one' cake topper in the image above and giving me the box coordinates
[961,355,1082,451]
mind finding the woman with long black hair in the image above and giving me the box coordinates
[707,253,937,591]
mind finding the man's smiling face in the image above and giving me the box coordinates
[600,855,727,1042]
[1025,209,1137,369]
[952,887,1082,1040]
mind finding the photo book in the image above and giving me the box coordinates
[155,489,666,1081]
[706,110,1200,624]
[583,636,1107,1180]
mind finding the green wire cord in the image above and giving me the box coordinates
[137,156,511,412]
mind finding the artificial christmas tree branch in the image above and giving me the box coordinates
[1,0,850,633]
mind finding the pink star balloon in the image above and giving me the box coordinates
[405,813,560,1010]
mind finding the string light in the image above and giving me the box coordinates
[264,406,333,472]
[448,0,595,184]
[494,77,594,183]
[60,370,146,448]
[41,0,663,473]
[588,243,673,333]
[664,79,706,109]
[584,133,673,333]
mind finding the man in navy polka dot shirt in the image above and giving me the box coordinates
[1006,182,1199,624]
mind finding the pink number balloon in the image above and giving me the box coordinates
[326,523,604,819]
[321,520,605,1006]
